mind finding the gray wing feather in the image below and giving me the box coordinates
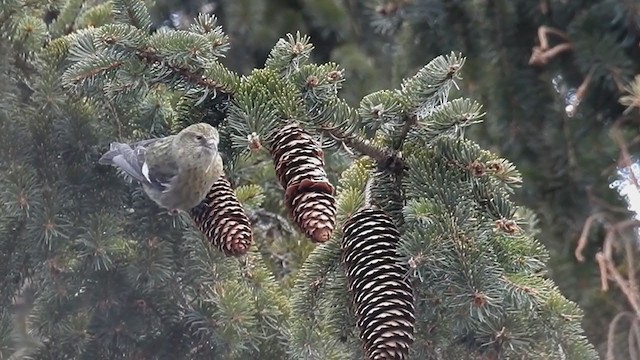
[98,142,147,182]
[99,138,174,192]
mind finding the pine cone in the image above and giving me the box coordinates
[342,208,415,360]
[271,123,336,243]
[189,177,253,256]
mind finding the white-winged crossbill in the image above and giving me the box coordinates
[99,123,224,213]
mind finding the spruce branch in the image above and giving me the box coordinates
[395,113,417,150]
[112,0,151,32]
[320,125,406,175]
[136,47,232,94]
[69,60,125,84]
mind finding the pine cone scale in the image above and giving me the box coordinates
[270,123,336,243]
[189,177,253,256]
[342,207,415,360]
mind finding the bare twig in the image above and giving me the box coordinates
[587,185,630,214]
[581,106,640,360]
[612,124,640,193]
[623,231,638,297]
[576,68,594,101]
[632,320,640,360]
[607,312,635,360]
[529,26,573,66]
[595,219,640,316]
[606,258,640,316]
[575,213,602,262]
[596,251,610,292]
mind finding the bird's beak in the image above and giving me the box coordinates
[206,139,218,149]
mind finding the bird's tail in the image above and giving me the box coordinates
[99,142,145,183]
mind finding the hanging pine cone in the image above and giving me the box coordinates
[189,177,253,256]
[271,123,336,243]
[342,207,415,360]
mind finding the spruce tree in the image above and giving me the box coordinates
[0,0,599,359]
[159,1,640,355]
[350,2,640,356]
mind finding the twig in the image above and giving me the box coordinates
[607,312,635,360]
[529,26,573,66]
[321,125,406,174]
[623,231,638,297]
[598,235,640,316]
[394,113,417,150]
[596,252,610,291]
[630,324,638,360]
[612,124,640,193]
[584,113,640,360]
[71,61,124,84]
[575,213,602,262]
[604,220,639,259]
[587,186,630,214]
[632,320,640,360]
[576,68,594,101]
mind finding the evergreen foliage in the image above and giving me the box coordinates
[152,1,640,355]
[0,0,602,359]
[352,2,640,356]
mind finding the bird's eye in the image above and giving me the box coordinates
[195,135,203,141]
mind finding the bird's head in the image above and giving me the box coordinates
[177,123,220,152]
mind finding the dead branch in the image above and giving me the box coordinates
[529,26,573,66]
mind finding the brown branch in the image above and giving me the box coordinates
[321,125,406,174]
[612,124,640,193]
[607,312,636,360]
[596,252,610,291]
[584,116,640,359]
[575,68,594,103]
[529,26,573,66]
[564,67,594,117]
[529,43,573,66]
[607,260,640,317]
[605,219,639,259]
[575,213,602,262]
[136,48,231,94]
[632,320,640,360]
[624,230,639,301]
[394,113,417,150]
[587,186,630,214]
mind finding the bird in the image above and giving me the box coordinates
[98,123,224,214]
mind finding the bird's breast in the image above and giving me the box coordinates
[177,153,219,209]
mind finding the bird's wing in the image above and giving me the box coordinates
[141,156,178,193]
[99,138,176,191]
[99,142,147,183]
[137,139,179,193]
